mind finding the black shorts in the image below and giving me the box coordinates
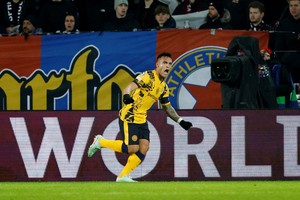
[119,118,150,145]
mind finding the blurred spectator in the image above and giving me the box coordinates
[224,0,252,30]
[258,47,280,109]
[247,1,273,31]
[259,0,288,28]
[274,0,300,83]
[199,0,231,30]
[261,47,294,108]
[173,0,208,15]
[38,0,78,34]
[127,0,140,17]
[56,13,79,34]
[19,14,42,39]
[82,0,114,31]
[154,5,176,30]
[134,0,167,30]
[2,0,31,36]
[102,0,141,31]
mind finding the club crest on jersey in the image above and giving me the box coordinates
[166,46,227,109]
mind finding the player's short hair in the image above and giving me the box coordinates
[157,52,172,60]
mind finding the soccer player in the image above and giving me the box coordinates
[88,52,193,182]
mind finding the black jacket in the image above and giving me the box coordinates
[134,0,166,30]
[154,16,176,30]
[247,21,274,31]
[274,14,300,82]
[102,13,141,32]
[275,14,300,53]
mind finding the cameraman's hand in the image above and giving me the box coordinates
[179,120,193,130]
[123,94,134,104]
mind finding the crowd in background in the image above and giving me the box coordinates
[0,0,299,108]
[0,0,292,35]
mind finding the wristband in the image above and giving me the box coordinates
[177,117,183,124]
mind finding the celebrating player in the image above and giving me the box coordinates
[87,52,193,182]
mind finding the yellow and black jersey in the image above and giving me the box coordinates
[119,70,170,124]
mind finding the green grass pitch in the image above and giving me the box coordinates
[1,181,300,200]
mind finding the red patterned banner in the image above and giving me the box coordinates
[0,30,269,110]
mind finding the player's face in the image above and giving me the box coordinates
[156,56,172,80]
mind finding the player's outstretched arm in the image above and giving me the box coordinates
[162,104,192,130]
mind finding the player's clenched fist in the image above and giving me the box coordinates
[179,120,193,130]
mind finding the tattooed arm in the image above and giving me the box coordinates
[162,104,181,122]
[162,104,192,130]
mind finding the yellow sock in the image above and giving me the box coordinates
[100,139,123,153]
[118,153,143,178]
